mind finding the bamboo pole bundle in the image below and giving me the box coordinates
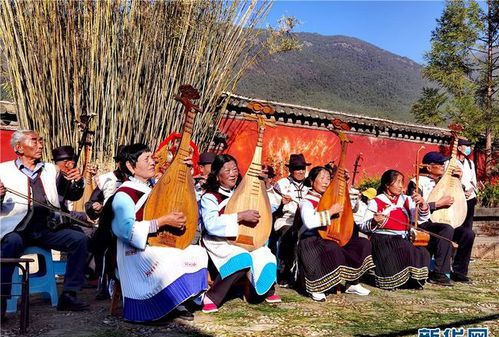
[0,0,294,168]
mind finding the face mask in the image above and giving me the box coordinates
[463,147,471,156]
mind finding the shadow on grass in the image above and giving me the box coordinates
[355,313,499,337]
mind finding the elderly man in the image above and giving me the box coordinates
[0,130,89,319]
[272,153,311,287]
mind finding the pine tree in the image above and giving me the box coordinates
[412,0,498,178]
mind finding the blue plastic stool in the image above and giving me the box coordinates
[7,247,66,313]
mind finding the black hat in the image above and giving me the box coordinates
[422,151,450,165]
[113,145,126,162]
[286,154,311,168]
[52,146,75,162]
[458,138,472,146]
[198,152,216,165]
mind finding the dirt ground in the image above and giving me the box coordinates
[1,259,498,337]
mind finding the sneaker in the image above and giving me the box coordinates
[201,302,218,314]
[57,292,90,311]
[345,284,371,296]
[428,272,454,286]
[310,292,326,302]
[265,294,282,303]
[450,271,471,283]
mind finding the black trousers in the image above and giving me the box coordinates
[205,269,275,307]
[1,227,88,299]
[452,198,476,275]
[419,221,454,274]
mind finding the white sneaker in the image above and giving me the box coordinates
[310,292,326,302]
[345,284,370,296]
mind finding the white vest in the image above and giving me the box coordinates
[0,160,60,240]
[97,171,122,205]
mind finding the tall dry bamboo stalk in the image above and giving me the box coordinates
[0,0,278,167]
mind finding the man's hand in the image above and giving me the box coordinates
[0,179,5,199]
[87,164,98,177]
[281,194,292,205]
[436,195,454,209]
[451,166,463,179]
[92,202,103,214]
[63,168,82,182]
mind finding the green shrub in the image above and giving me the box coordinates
[477,182,499,208]
[357,176,381,192]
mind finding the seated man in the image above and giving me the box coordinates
[0,130,89,319]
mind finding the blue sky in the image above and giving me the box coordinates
[264,1,447,64]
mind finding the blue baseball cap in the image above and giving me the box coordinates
[422,151,450,165]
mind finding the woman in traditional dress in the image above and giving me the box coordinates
[360,169,430,290]
[200,154,281,313]
[111,143,208,323]
[297,166,374,302]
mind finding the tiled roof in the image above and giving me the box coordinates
[0,101,18,129]
[222,93,451,144]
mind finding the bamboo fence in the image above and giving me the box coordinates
[0,0,290,167]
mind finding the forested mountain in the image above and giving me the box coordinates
[237,33,426,121]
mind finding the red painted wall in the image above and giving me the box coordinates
[220,119,444,184]
[0,129,16,162]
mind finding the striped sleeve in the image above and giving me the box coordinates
[299,199,331,230]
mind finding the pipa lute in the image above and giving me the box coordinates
[144,85,201,248]
[224,102,275,251]
[427,124,467,228]
[317,119,354,247]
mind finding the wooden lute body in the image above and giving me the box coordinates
[225,110,274,251]
[317,119,354,247]
[144,85,200,248]
[427,126,467,228]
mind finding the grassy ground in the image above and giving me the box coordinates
[1,259,498,337]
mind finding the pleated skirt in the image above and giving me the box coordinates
[370,233,430,290]
[297,235,374,293]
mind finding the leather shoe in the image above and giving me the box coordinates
[57,292,89,311]
[450,271,471,283]
[173,305,194,321]
[428,272,454,286]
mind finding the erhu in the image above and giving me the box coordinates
[410,145,430,247]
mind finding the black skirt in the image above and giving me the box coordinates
[370,233,430,289]
[298,234,374,293]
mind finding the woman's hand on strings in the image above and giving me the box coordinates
[158,211,186,230]
[373,213,387,227]
[328,203,343,217]
[411,193,429,210]
[237,210,260,227]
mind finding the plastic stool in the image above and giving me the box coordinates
[7,247,65,313]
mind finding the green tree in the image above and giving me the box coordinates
[411,87,448,126]
[413,0,498,178]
